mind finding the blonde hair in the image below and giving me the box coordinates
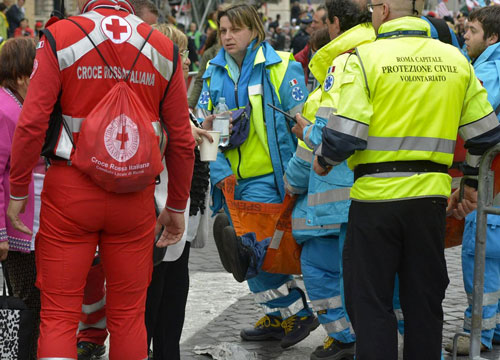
[152,23,188,50]
[217,4,265,48]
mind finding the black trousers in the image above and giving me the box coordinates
[145,242,190,360]
[343,198,449,360]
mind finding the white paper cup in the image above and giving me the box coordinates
[199,131,220,162]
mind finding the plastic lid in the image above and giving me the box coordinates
[219,97,226,104]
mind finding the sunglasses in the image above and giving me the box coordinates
[181,49,189,61]
[367,3,384,12]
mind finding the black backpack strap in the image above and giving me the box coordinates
[495,103,500,116]
[159,43,179,139]
[39,28,58,58]
[425,16,452,45]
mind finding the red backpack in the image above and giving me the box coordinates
[68,19,165,193]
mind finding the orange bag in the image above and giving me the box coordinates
[222,176,302,274]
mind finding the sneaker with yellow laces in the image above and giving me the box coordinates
[280,314,320,349]
[310,336,355,360]
[240,314,285,341]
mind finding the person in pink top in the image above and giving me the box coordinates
[0,37,40,360]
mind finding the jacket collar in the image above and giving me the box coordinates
[473,42,500,68]
[210,40,283,69]
[309,23,375,83]
[377,16,431,39]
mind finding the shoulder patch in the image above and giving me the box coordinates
[199,91,210,105]
[291,86,305,101]
[289,78,298,87]
[36,40,44,50]
[324,75,334,92]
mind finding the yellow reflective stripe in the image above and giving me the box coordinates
[316,106,336,119]
[296,145,313,163]
[366,136,455,154]
[248,84,263,96]
[292,217,341,230]
[311,296,342,311]
[327,114,369,141]
[307,188,351,206]
[459,112,499,141]
[269,51,293,104]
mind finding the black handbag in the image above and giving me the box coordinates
[0,272,34,360]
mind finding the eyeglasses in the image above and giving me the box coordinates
[367,3,384,12]
[181,49,189,61]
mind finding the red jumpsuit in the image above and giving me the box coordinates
[9,0,195,358]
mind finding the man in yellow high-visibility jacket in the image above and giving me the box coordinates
[314,0,500,358]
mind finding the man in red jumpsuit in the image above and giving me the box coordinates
[6,0,195,357]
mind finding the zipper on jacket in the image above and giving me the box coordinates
[234,83,239,108]
[237,147,244,179]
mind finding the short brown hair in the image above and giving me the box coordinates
[0,37,36,92]
[128,0,158,17]
[217,4,265,48]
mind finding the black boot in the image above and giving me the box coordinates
[213,213,231,272]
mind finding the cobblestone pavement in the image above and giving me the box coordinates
[2,218,499,360]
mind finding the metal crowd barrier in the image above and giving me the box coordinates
[452,144,500,360]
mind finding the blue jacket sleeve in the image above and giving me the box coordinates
[284,152,311,194]
[279,60,309,115]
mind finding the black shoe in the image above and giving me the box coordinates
[148,349,153,360]
[223,226,252,282]
[310,336,355,360]
[213,213,231,272]
[77,341,106,360]
[280,314,320,349]
[240,314,285,341]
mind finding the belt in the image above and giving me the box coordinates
[354,160,448,181]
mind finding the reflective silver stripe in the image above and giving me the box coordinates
[466,290,500,307]
[366,136,455,154]
[394,308,404,322]
[459,112,499,141]
[269,229,284,250]
[316,106,336,119]
[151,121,162,137]
[254,280,297,304]
[311,296,342,312]
[327,114,369,141]
[451,176,462,189]
[304,125,314,149]
[464,314,497,330]
[292,217,341,231]
[78,317,106,331]
[261,297,305,319]
[466,152,482,168]
[288,103,304,118]
[55,128,74,160]
[248,84,263,96]
[296,145,313,163]
[283,174,306,195]
[57,12,107,70]
[126,14,173,81]
[63,114,84,133]
[82,296,106,315]
[323,317,353,334]
[307,188,351,206]
[196,108,211,120]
